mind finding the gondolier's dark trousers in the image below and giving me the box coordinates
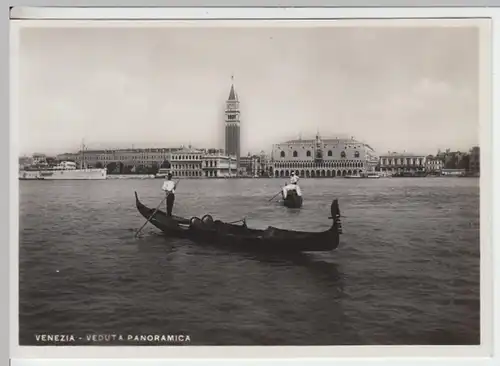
[166,193,175,217]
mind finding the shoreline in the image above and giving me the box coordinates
[19,176,480,181]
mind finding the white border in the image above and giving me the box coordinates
[9,7,496,363]
[6,6,500,19]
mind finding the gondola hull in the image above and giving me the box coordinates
[282,189,303,208]
[134,192,342,253]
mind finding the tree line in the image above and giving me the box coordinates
[53,159,171,175]
[100,160,171,175]
[442,153,471,170]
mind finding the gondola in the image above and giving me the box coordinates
[134,192,343,252]
[282,188,303,208]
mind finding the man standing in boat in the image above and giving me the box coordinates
[162,173,177,217]
[282,171,302,199]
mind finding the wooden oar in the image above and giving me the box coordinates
[268,190,283,202]
[269,182,289,202]
[135,178,181,237]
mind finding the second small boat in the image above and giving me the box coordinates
[282,188,303,208]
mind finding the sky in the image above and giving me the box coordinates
[17,23,482,156]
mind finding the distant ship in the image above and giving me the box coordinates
[19,143,107,181]
[20,161,107,180]
[19,161,107,180]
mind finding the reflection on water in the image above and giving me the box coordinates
[19,178,479,345]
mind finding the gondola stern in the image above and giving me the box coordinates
[330,199,340,217]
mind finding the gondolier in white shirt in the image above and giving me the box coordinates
[162,173,177,217]
[282,171,302,199]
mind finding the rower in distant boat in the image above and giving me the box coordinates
[162,173,177,217]
[282,171,302,199]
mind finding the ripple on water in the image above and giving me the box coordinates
[19,178,480,345]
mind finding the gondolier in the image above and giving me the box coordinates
[162,173,177,217]
[281,171,303,208]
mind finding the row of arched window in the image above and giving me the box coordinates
[94,155,168,161]
[380,158,425,166]
[172,155,202,160]
[273,169,363,178]
[280,150,360,158]
[204,161,218,167]
[172,171,203,177]
[171,163,201,169]
[273,161,364,169]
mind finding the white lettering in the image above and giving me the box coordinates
[124,334,191,343]
[34,334,76,342]
[86,334,118,342]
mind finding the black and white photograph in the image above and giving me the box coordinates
[13,18,488,349]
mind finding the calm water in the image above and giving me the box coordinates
[19,177,480,346]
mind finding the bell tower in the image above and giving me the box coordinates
[224,75,241,174]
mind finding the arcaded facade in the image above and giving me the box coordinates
[270,134,378,178]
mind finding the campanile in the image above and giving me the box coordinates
[224,76,241,173]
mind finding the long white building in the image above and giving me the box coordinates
[378,153,428,175]
[270,134,378,178]
[170,147,204,177]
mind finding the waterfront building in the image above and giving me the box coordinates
[240,154,262,177]
[18,156,34,170]
[425,155,444,174]
[250,156,262,177]
[436,149,468,170]
[224,77,241,174]
[378,152,427,175]
[240,151,271,177]
[170,146,204,177]
[251,153,266,177]
[53,145,241,178]
[469,146,480,174]
[259,151,271,177]
[202,150,237,178]
[56,152,79,162]
[32,153,48,166]
[270,134,378,178]
[57,147,180,171]
[239,155,252,176]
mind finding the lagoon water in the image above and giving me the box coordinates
[18,177,480,345]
